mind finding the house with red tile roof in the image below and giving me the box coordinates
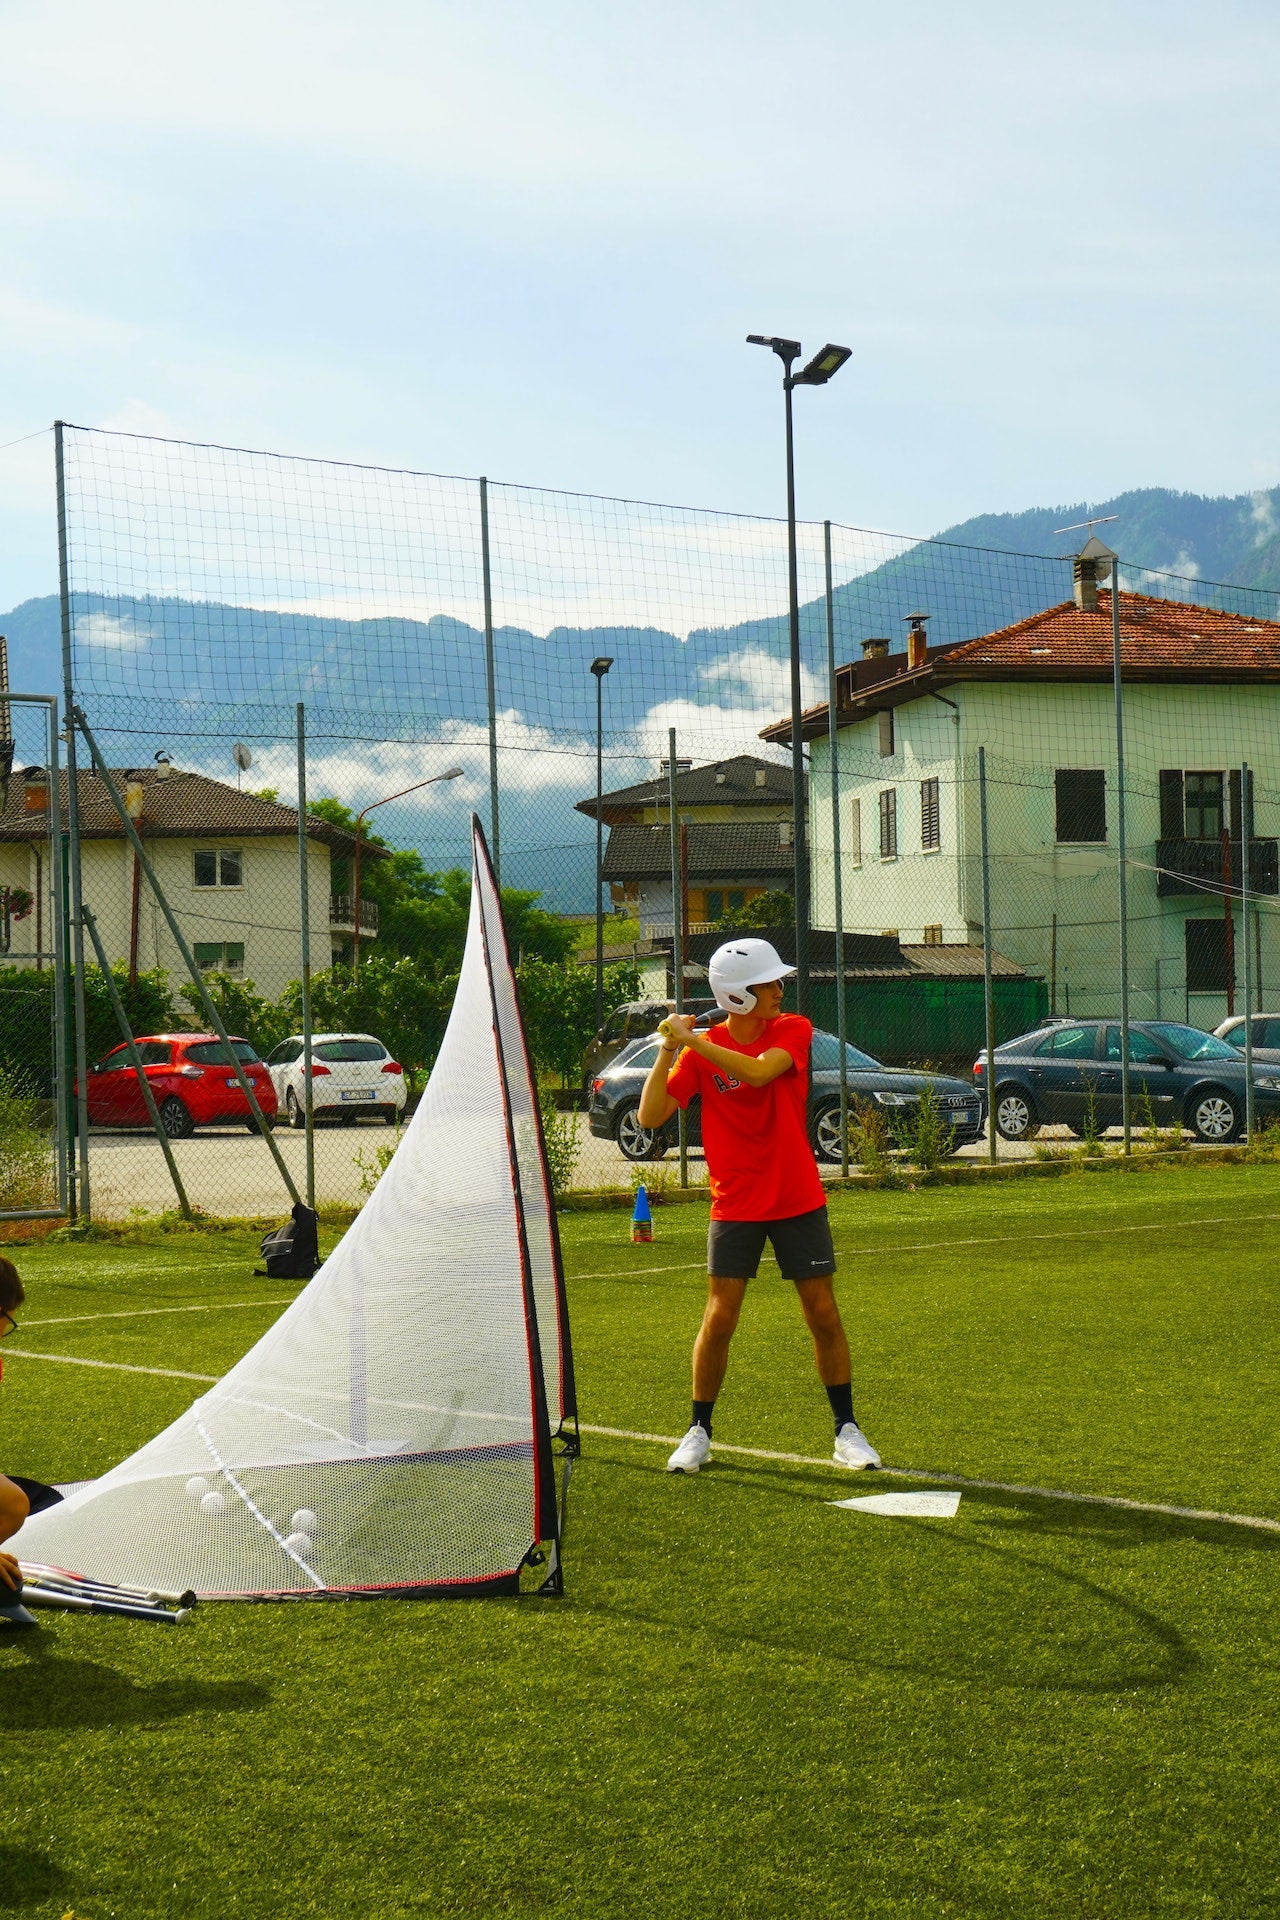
[761,579,1280,1024]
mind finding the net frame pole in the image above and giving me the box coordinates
[296,702,316,1211]
[55,422,91,1219]
[80,904,194,1220]
[824,522,849,1178]
[73,707,303,1207]
[668,728,687,1187]
[480,477,500,886]
[979,747,997,1166]
[1242,760,1255,1143]
[1111,567,1132,1155]
[471,818,562,1576]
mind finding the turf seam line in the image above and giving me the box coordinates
[579,1425,1280,1536]
[5,1349,216,1383]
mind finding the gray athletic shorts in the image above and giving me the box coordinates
[707,1205,836,1282]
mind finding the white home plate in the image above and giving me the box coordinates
[829,1490,962,1518]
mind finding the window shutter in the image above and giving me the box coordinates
[878,710,895,757]
[1159,770,1184,839]
[1054,769,1107,843]
[849,797,862,865]
[920,777,940,850]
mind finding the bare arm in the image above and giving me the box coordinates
[657,1015,796,1090]
[637,1041,682,1128]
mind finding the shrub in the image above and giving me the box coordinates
[889,1082,957,1171]
[516,956,641,1086]
[0,1068,56,1214]
[538,1086,581,1201]
[179,971,291,1057]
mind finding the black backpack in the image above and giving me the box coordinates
[256,1202,320,1279]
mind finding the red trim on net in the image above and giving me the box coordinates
[197,1565,525,1601]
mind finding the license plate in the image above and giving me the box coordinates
[340,1090,375,1102]
[225,1076,239,1087]
[951,1109,976,1124]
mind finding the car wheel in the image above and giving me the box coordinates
[810,1102,848,1165]
[158,1096,194,1141]
[1187,1088,1240,1143]
[994,1085,1039,1140]
[616,1102,669,1161]
[384,1107,400,1127]
[286,1088,306,1131]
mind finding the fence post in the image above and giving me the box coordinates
[1111,563,1131,1153]
[979,747,997,1166]
[824,522,849,1178]
[668,727,687,1188]
[55,421,91,1219]
[480,477,500,885]
[296,702,316,1210]
[1242,760,1254,1143]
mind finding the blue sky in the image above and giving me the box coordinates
[3,0,1280,612]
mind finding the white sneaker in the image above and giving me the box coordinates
[666,1425,712,1474]
[833,1422,881,1470]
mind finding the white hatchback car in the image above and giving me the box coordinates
[265,1032,407,1127]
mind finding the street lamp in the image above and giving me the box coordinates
[590,657,614,1030]
[747,334,852,1015]
[352,766,465,968]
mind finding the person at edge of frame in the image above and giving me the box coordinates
[0,1256,63,1592]
[636,937,881,1476]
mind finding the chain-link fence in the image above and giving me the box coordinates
[4,422,1278,1218]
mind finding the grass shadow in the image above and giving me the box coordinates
[0,1637,270,1731]
[0,1845,70,1910]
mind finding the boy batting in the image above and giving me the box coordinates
[638,937,880,1475]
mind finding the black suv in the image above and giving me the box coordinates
[977,1018,1280,1143]
[590,1027,985,1162]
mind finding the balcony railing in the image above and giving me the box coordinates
[330,895,379,934]
[1155,838,1279,898]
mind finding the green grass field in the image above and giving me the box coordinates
[5,1163,1280,1917]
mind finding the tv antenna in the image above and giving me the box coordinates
[232,742,252,790]
[1054,515,1118,539]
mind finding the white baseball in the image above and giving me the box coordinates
[291,1509,318,1534]
[185,1475,210,1499]
[199,1491,226,1516]
[284,1531,313,1556]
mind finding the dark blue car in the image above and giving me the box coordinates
[976,1018,1280,1143]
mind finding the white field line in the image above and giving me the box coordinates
[581,1424,1280,1537]
[8,1350,1278,1538]
[20,1298,294,1330]
[5,1349,216,1383]
[565,1207,1280,1282]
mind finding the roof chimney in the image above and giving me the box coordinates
[1072,535,1116,613]
[904,610,930,670]
[861,637,890,660]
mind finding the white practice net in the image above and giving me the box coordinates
[16,820,570,1599]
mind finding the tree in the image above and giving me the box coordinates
[178,972,291,1058]
[277,952,459,1075]
[516,955,641,1086]
[714,890,794,930]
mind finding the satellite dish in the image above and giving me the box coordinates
[232,744,253,772]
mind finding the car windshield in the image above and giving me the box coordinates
[1144,1022,1241,1062]
[315,1039,386,1062]
[184,1040,261,1065]
[810,1030,882,1071]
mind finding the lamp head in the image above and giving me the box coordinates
[747,334,802,367]
[793,344,852,386]
[590,657,614,678]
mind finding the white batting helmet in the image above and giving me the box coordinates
[707,938,795,1014]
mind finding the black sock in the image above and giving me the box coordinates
[826,1383,855,1433]
[692,1399,715,1437]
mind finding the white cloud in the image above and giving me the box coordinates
[78,612,145,651]
[1251,490,1278,546]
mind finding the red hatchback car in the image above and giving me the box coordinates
[80,1033,278,1138]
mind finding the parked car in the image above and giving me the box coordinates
[78,1033,278,1138]
[264,1032,407,1127]
[589,1025,985,1162]
[580,999,716,1090]
[974,1018,1280,1143]
[1213,1013,1280,1064]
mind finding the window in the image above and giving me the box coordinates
[878,710,895,757]
[1055,770,1106,843]
[1033,1024,1098,1060]
[1146,1020,1239,1061]
[193,848,243,888]
[1184,773,1224,842]
[627,1042,661,1071]
[1184,919,1232,994]
[920,777,940,850]
[267,1040,305,1066]
[194,941,245,974]
[601,1011,629,1043]
[879,789,898,859]
[848,797,862,866]
[922,924,943,945]
[314,1039,387,1063]
[809,1031,881,1070]
[184,1039,262,1065]
[135,1041,172,1067]
[1104,1027,1168,1063]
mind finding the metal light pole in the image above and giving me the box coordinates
[590,656,614,1031]
[747,337,851,1016]
[352,766,465,969]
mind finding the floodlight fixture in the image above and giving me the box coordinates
[590,656,614,678]
[794,343,852,387]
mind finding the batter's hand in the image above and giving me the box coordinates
[0,1552,21,1592]
[658,1012,697,1048]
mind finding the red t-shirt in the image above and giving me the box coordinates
[666,1012,826,1222]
